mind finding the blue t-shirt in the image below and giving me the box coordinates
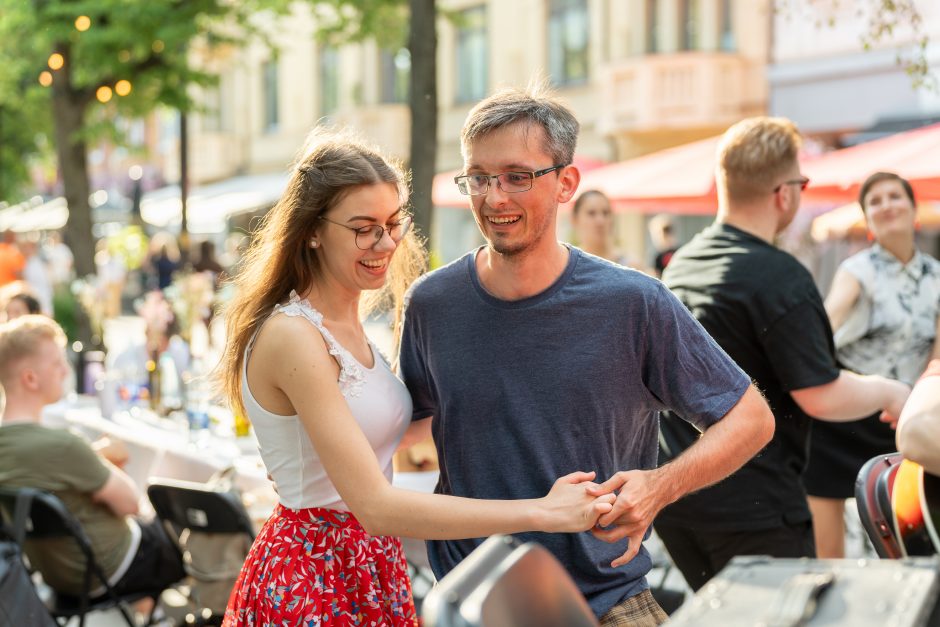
[399,246,750,617]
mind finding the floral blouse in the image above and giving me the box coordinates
[835,244,940,386]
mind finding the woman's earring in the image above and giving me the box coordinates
[309,239,319,248]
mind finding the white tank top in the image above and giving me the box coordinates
[241,291,412,510]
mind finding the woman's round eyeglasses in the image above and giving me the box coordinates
[319,215,413,250]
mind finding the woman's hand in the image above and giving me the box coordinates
[537,471,616,533]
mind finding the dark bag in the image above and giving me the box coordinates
[0,527,56,627]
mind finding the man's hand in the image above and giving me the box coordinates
[586,469,672,567]
[92,436,130,468]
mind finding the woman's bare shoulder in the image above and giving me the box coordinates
[252,312,332,367]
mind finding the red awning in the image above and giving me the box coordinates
[432,154,609,208]
[802,123,940,203]
[577,136,721,215]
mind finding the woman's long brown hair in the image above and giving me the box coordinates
[217,129,426,416]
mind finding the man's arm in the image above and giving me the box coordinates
[790,370,910,423]
[896,367,940,475]
[91,436,130,468]
[91,460,141,517]
[589,384,773,566]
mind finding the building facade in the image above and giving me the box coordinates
[169,0,774,260]
[770,0,940,144]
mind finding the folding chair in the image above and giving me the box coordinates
[422,535,599,627]
[0,486,164,627]
[854,453,904,559]
[146,478,256,623]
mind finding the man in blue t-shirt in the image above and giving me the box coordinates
[398,85,775,626]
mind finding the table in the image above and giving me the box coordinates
[41,396,438,568]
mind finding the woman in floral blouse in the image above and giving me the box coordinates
[805,171,940,558]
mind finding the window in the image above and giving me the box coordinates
[548,0,588,86]
[456,6,488,103]
[262,58,279,132]
[719,0,736,51]
[380,47,410,104]
[319,45,339,117]
[680,0,700,51]
[645,0,660,53]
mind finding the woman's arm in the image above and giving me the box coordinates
[824,268,862,333]
[253,315,614,539]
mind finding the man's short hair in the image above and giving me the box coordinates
[460,81,580,166]
[717,117,802,205]
[0,315,66,383]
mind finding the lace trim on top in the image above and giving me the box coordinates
[275,290,366,398]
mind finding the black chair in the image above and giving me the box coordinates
[422,535,599,627]
[0,486,164,627]
[146,478,255,541]
[854,453,904,559]
[146,478,256,623]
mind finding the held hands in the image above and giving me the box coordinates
[586,469,669,568]
[539,471,616,533]
[879,379,913,429]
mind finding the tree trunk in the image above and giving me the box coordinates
[51,43,94,279]
[408,0,437,248]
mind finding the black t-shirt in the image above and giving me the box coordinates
[656,223,840,531]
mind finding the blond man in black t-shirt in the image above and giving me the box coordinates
[0,316,183,597]
[655,117,911,591]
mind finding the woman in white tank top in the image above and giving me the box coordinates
[220,130,615,626]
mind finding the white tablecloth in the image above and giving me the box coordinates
[42,397,438,568]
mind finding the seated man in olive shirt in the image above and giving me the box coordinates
[0,315,183,598]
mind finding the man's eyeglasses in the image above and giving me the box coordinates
[454,164,569,196]
[318,215,413,250]
[773,176,810,193]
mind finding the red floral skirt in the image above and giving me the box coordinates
[224,504,418,626]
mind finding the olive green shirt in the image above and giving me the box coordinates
[0,423,133,595]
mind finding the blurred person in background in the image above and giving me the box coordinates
[0,315,184,600]
[4,290,42,320]
[95,239,127,319]
[192,239,226,290]
[20,237,53,315]
[648,214,678,277]
[108,291,190,393]
[0,230,24,287]
[570,190,637,267]
[805,171,940,558]
[145,232,181,291]
[44,231,75,289]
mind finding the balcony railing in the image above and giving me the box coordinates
[599,52,764,134]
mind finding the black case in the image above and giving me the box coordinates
[666,555,940,626]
